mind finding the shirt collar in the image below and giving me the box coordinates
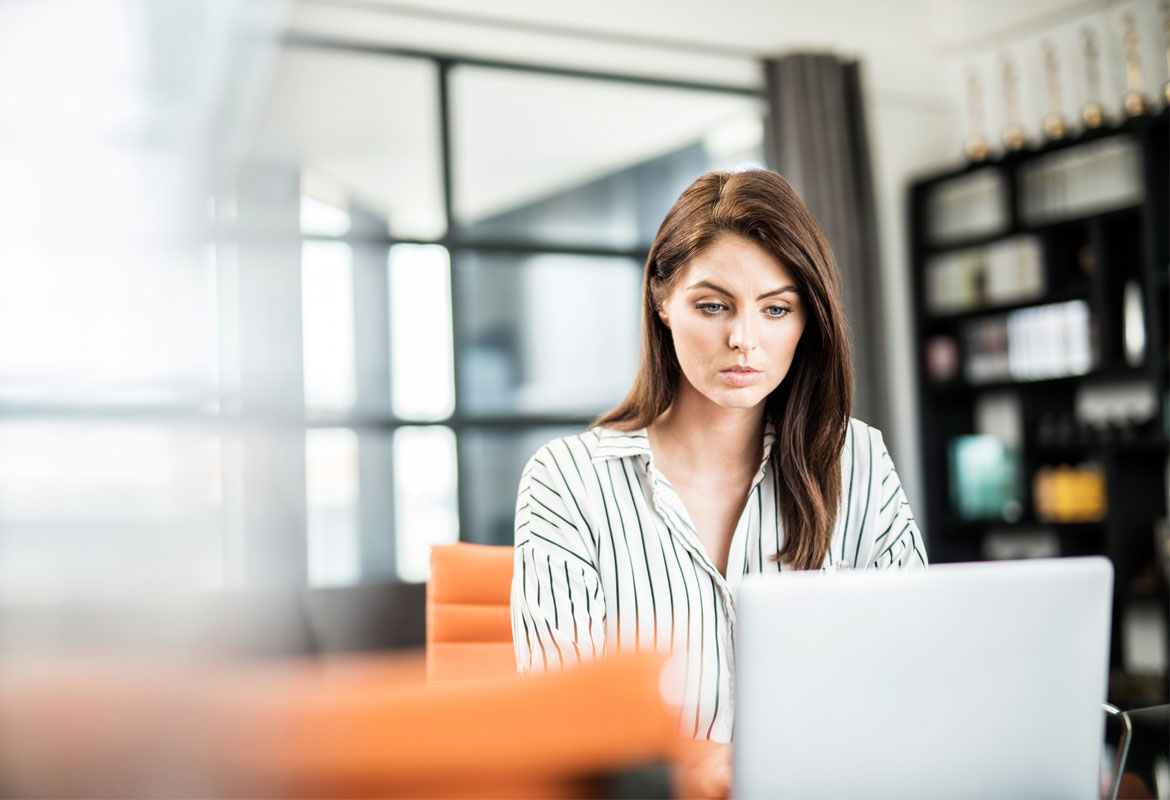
[591,426,653,463]
[592,418,777,469]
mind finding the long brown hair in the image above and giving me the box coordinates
[592,169,852,570]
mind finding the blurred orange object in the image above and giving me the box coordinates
[672,738,733,800]
[2,541,735,798]
[0,649,680,799]
[427,542,517,683]
[212,650,678,798]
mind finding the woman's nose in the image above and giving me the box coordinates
[728,312,759,352]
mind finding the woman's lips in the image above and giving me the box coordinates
[719,368,762,387]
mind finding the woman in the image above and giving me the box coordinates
[509,169,926,747]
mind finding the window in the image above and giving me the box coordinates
[1,37,764,592]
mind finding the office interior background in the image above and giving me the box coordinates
[1,0,1167,708]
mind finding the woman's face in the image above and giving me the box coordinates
[658,234,807,412]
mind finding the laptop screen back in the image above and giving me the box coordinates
[734,557,1112,799]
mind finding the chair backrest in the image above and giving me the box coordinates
[426,543,516,683]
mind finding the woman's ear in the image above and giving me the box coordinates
[657,303,670,329]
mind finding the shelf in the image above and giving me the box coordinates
[1034,438,1170,458]
[948,519,1106,538]
[1125,586,1170,602]
[1019,203,1143,234]
[921,179,1143,259]
[923,229,1014,255]
[923,287,1091,324]
[927,365,1148,397]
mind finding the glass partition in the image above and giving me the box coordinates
[455,251,642,417]
[450,64,764,249]
[249,47,445,240]
[461,426,581,547]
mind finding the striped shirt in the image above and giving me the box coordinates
[510,416,927,743]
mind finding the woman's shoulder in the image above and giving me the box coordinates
[520,427,610,488]
[516,431,608,559]
[844,416,889,453]
[526,427,604,467]
[527,425,649,468]
[840,417,894,485]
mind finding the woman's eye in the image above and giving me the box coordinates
[765,306,792,318]
[697,303,726,314]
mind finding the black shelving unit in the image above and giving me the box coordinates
[908,109,1170,709]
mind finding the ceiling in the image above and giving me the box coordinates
[251,0,1114,227]
[288,0,1104,97]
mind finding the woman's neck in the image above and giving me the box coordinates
[647,380,766,478]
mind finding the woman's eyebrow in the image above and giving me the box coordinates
[757,286,799,300]
[687,280,799,300]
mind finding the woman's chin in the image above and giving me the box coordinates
[705,385,770,410]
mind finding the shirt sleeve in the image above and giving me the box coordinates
[510,442,606,673]
[864,436,928,571]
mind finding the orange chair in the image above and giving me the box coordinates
[426,542,517,683]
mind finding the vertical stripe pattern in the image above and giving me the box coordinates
[510,416,928,743]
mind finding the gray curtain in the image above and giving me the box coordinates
[763,53,888,435]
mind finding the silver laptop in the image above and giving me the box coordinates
[734,557,1113,799]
